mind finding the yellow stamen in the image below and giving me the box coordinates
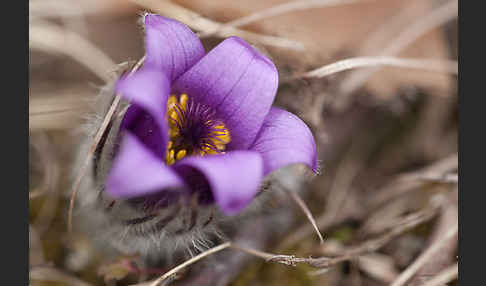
[167,95,177,109]
[176,149,187,160]
[168,110,178,122]
[179,93,188,108]
[166,149,175,165]
[216,144,225,151]
[164,93,231,165]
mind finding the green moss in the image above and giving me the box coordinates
[329,225,354,243]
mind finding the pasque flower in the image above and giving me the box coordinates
[106,14,317,215]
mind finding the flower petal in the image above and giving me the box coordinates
[117,68,170,159]
[106,132,184,198]
[144,14,205,81]
[173,37,279,150]
[174,151,263,215]
[250,107,318,176]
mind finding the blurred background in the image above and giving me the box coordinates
[29,0,458,285]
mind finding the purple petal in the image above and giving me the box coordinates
[250,107,318,176]
[106,132,184,198]
[173,37,279,150]
[144,14,205,81]
[174,151,263,215]
[117,68,170,159]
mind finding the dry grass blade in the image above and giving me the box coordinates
[67,94,121,233]
[421,262,458,286]
[29,21,116,83]
[29,226,45,266]
[29,0,107,18]
[400,153,458,182]
[232,244,304,266]
[278,144,366,249]
[29,190,45,200]
[371,153,458,209]
[130,0,304,50]
[29,133,59,199]
[148,242,232,286]
[285,189,324,244]
[29,90,93,131]
[280,139,372,248]
[231,243,277,261]
[30,266,93,286]
[390,223,458,286]
[298,56,458,79]
[30,133,63,235]
[67,57,144,233]
[338,0,458,96]
[415,173,457,183]
[199,0,367,38]
[234,205,438,269]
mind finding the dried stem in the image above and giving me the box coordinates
[29,87,94,131]
[199,0,367,38]
[67,57,144,233]
[67,94,121,233]
[231,243,276,261]
[285,188,325,244]
[30,266,93,286]
[29,0,108,18]
[409,191,458,285]
[280,139,371,249]
[234,205,439,269]
[29,133,59,200]
[29,20,116,83]
[370,153,458,209]
[390,223,458,286]
[148,242,232,286]
[338,0,458,98]
[421,262,458,286]
[130,0,304,50]
[296,56,457,79]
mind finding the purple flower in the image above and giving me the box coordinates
[106,14,318,215]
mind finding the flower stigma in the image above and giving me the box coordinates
[165,94,231,165]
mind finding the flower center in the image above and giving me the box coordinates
[165,94,231,165]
